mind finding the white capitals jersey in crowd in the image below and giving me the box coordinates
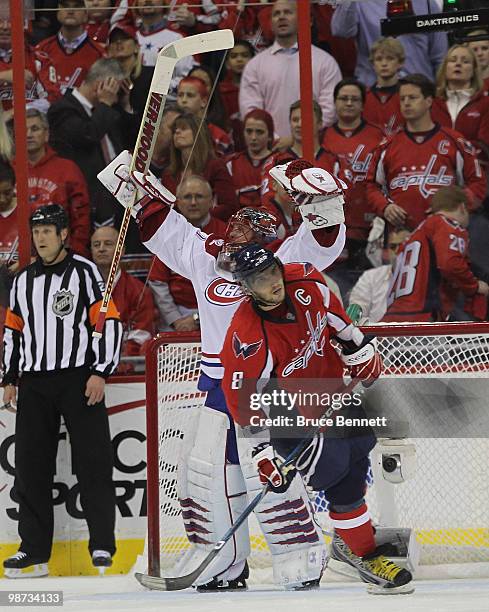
[144,208,346,379]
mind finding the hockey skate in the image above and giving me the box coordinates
[196,561,249,592]
[92,550,112,576]
[3,551,48,579]
[331,535,414,594]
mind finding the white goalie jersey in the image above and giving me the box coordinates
[143,208,346,379]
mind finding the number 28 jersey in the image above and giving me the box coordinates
[384,214,478,322]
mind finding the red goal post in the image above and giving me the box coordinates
[144,322,489,578]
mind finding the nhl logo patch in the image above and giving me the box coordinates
[52,289,74,318]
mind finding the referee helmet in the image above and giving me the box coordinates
[30,204,68,234]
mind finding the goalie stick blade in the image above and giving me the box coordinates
[150,30,234,94]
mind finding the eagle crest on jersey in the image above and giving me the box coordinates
[232,332,263,360]
[52,290,75,318]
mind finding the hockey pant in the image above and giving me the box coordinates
[175,374,327,588]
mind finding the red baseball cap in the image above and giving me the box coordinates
[109,21,138,42]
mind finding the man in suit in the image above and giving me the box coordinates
[48,57,136,224]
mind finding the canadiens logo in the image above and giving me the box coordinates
[232,332,263,359]
[52,289,74,318]
[205,278,244,305]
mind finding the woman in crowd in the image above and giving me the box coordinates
[431,44,489,161]
[225,109,273,209]
[161,113,238,221]
[0,107,12,162]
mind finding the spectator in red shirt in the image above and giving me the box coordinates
[367,74,486,231]
[23,108,90,257]
[0,162,17,348]
[176,76,233,156]
[226,109,273,209]
[431,44,489,162]
[90,225,156,356]
[85,0,112,44]
[383,186,489,323]
[189,66,229,134]
[364,37,404,136]
[149,175,226,331]
[219,40,255,149]
[467,29,489,91]
[35,0,106,103]
[162,113,238,221]
[149,103,181,175]
[322,78,384,268]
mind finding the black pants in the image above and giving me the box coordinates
[14,368,116,560]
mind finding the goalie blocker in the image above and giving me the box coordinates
[220,245,414,595]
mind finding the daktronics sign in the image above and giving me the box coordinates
[381,8,489,36]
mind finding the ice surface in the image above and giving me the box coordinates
[1,573,488,612]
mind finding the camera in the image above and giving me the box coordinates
[378,439,416,484]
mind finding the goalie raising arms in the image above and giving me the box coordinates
[220,244,413,595]
[100,154,347,590]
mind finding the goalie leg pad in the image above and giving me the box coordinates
[177,406,250,586]
[238,438,328,589]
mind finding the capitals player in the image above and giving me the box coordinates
[220,244,413,594]
[384,186,489,322]
[99,153,346,590]
[367,74,486,231]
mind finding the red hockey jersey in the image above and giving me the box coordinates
[383,214,478,322]
[22,147,90,257]
[34,33,105,102]
[0,47,46,111]
[367,124,486,230]
[363,85,403,136]
[221,263,353,427]
[208,121,233,157]
[225,151,271,209]
[431,91,489,160]
[322,121,383,242]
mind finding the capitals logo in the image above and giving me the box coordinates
[232,332,263,359]
[205,278,244,305]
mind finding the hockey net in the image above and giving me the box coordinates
[143,323,489,579]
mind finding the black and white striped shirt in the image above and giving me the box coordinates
[2,252,122,383]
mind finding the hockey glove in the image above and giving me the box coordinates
[252,443,296,493]
[341,336,382,388]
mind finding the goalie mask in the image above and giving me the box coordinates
[231,243,285,308]
[216,207,278,279]
[269,159,347,229]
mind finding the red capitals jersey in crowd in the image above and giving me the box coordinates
[225,151,271,209]
[148,215,226,309]
[35,32,105,102]
[431,91,489,160]
[322,121,384,242]
[363,85,403,136]
[22,147,90,257]
[112,269,156,356]
[384,214,478,322]
[221,263,353,426]
[367,124,487,230]
[261,147,340,209]
[0,207,18,265]
[0,47,47,111]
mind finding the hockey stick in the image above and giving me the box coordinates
[135,377,361,591]
[93,29,234,337]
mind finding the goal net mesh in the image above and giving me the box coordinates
[146,325,489,575]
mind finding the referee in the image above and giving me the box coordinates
[1,205,122,578]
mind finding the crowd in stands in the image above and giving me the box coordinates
[1,0,489,369]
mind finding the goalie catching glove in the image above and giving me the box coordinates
[251,443,296,493]
[341,336,382,388]
[269,159,346,230]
